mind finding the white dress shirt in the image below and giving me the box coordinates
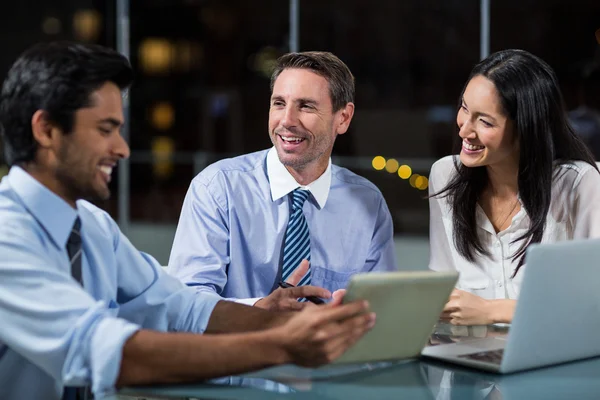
[428,155,600,300]
[267,146,332,209]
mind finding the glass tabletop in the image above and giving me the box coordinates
[117,323,600,400]
[428,321,510,346]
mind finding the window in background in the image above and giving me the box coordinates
[0,0,113,197]
[491,0,600,160]
[299,0,480,234]
[128,0,290,222]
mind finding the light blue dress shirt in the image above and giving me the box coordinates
[0,167,221,399]
[168,148,397,303]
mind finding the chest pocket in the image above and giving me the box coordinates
[310,265,362,292]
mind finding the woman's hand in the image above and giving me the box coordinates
[441,289,516,325]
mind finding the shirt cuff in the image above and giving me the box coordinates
[190,291,223,333]
[90,317,140,397]
[234,297,262,306]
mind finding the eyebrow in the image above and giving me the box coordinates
[295,97,318,105]
[98,118,123,127]
[461,98,498,122]
[270,95,319,106]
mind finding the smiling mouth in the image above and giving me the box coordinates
[278,134,306,144]
[98,165,114,183]
[463,141,485,151]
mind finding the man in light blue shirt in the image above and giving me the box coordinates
[168,52,397,310]
[0,42,374,399]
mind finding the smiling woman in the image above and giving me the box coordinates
[427,49,600,326]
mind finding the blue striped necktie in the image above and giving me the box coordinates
[281,189,311,286]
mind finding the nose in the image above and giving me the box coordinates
[457,116,476,140]
[113,131,131,160]
[280,104,299,129]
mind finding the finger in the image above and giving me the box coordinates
[315,311,375,344]
[287,285,331,300]
[443,301,458,312]
[286,259,310,286]
[326,322,373,362]
[329,289,346,306]
[281,298,307,311]
[313,312,370,342]
[314,313,374,360]
[439,311,453,320]
[301,301,319,310]
[331,312,375,339]
[449,312,464,325]
[315,300,370,324]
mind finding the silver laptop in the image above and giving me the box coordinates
[422,238,600,373]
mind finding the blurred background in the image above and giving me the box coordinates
[0,0,598,267]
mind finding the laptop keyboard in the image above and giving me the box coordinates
[458,349,504,364]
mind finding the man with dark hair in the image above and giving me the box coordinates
[168,51,397,310]
[0,42,375,400]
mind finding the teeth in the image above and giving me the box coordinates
[280,136,304,143]
[99,166,113,175]
[464,141,484,151]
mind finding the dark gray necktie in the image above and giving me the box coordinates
[67,218,83,286]
[63,218,90,400]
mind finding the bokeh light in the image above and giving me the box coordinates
[152,136,175,180]
[139,38,174,74]
[73,9,102,42]
[385,158,399,173]
[42,17,62,35]
[150,102,175,131]
[409,174,420,188]
[372,156,386,170]
[415,175,429,190]
[397,165,412,179]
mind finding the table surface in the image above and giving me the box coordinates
[117,322,600,400]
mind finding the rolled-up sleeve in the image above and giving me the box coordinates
[92,207,223,334]
[0,230,140,397]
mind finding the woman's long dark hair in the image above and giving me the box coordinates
[434,49,597,275]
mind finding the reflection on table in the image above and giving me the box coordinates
[118,322,600,400]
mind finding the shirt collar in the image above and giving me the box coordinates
[8,166,79,249]
[266,147,331,209]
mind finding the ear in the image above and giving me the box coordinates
[334,102,355,136]
[31,110,61,149]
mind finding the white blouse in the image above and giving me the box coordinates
[428,155,600,300]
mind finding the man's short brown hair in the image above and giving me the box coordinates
[270,51,355,112]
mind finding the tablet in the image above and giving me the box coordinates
[334,270,458,364]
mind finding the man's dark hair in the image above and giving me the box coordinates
[0,41,134,166]
[270,51,355,111]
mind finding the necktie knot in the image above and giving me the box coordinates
[292,189,310,211]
